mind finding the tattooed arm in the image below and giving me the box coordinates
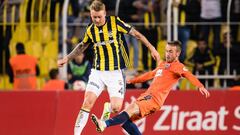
[129,28,161,64]
[67,42,89,60]
[57,42,89,67]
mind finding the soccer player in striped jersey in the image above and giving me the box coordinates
[57,1,160,134]
[91,41,210,134]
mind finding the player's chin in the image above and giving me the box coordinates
[95,23,101,26]
[166,59,171,63]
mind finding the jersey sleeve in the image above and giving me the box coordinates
[82,25,92,44]
[178,64,204,88]
[82,33,90,44]
[116,17,132,34]
[129,69,157,83]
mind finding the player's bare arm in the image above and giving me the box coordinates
[57,42,89,67]
[129,28,161,64]
[67,42,89,60]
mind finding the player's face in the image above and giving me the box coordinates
[165,45,180,62]
[90,10,106,26]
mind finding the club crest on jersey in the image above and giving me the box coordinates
[118,80,123,85]
[155,69,163,77]
[108,31,113,38]
[165,63,170,69]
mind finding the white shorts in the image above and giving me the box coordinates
[86,69,126,98]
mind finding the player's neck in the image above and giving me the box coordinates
[96,17,106,27]
[166,59,178,64]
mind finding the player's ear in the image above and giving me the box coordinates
[177,49,181,57]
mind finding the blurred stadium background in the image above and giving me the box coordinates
[0,0,240,135]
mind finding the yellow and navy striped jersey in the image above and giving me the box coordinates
[82,16,132,71]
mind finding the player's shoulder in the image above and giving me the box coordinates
[86,22,94,29]
[108,15,115,18]
[176,62,190,72]
[177,61,185,67]
[109,15,117,18]
[110,15,124,21]
[87,22,94,27]
[172,61,184,67]
[108,15,120,21]
[173,61,186,69]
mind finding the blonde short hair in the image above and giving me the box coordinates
[167,40,182,52]
[90,0,105,11]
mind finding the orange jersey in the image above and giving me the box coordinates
[129,61,203,107]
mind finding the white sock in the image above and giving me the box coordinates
[74,109,89,135]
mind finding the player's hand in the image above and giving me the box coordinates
[198,87,210,98]
[57,56,68,67]
[150,48,161,64]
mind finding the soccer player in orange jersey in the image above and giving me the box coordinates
[91,41,210,134]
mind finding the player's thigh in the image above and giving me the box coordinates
[135,93,160,117]
[104,69,126,99]
[129,93,160,121]
[86,69,105,97]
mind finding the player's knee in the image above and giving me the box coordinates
[111,104,122,113]
[125,102,140,116]
[132,103,139,112]
[112,107,121,113]
[82,99,95,110]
